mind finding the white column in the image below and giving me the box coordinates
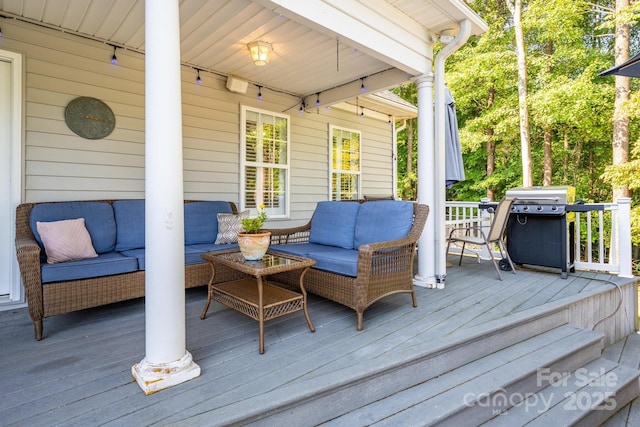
[414,72,437,288]
[132,0,200,395]
[617,197,633,278]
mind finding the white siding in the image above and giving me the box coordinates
[1,19,395,227]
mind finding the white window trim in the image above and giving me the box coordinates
[240,105,290,219]
[329,124,362,201]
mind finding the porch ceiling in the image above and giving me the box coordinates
[0,0,486,109]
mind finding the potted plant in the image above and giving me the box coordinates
[237,205,271,260]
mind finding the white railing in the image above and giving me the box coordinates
[445,198,634,277]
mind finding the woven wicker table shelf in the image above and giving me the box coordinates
[200,250,316,354]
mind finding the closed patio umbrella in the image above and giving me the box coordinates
[445,87,465,188]
[599,52,640,78]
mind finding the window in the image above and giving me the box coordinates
[241,106,289,218]
[330,125,361,201]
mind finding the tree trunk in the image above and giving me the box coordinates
[486,86,496,201]
[407,119,414,174]
[543,127,552,186]
[487,132,496,201]
[542,40,553,186]
[613,0,630,201]
[508,0,532,187]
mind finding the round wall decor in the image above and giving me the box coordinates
[64,97,116,139]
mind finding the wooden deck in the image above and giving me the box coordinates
[0,256,638,426]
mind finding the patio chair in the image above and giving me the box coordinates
[446,197,516,280]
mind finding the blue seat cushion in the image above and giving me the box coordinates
[271,243,358,277]
[308,248,359,277]
[354,201,414,249]
[309,201,360,249]
[184,201,233,245]
[41,251,138,283]
[270,243,338,258]
[185,243,239,265]
[30,202,116,254]
[121,243,239,270]
[113,200,145,251]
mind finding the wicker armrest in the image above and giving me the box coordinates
[267,222,312,245]
[15,235,45,332]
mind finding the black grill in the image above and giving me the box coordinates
[504,186,576,278]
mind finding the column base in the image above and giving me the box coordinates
[132,350,200,395]
[414,274,437,288]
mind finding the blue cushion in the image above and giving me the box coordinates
[270,243,339,258]
[185,243,239,265]
[354,201,414,249]
[30,202,116,254]
[113,200,145,251]
[309,201,360,249]
[270,244,358,276]
[119,248,147,270]
[308,248,359,277]
[41,251,138,283]
[185,243,239,254]
[121,244,239,270]
[184,201,233,245]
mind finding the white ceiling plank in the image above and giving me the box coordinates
[257,0,430,75]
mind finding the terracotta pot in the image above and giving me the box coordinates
[237,231,271,260]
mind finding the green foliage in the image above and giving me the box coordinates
[392,0,639,254]
[241,205,267,233]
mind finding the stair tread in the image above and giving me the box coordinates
[482,357,640,426]
[320,325,604,426]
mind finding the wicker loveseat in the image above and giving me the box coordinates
[267,200,429,330]
[15,199,244,340]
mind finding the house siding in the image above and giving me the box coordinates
[1,19,395,227]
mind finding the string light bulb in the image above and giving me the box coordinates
[360,107,365,118]
[315,93,321,107]
[257,86,263,101]
[111,46,118,65]
[196,69,201,85]
[360,78,366,93]
[299,99,305,115]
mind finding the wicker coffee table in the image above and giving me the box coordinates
[200,249,316,354]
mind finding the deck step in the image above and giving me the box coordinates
[318,325,616,426]
[223,304,570,426]
[481,358,640,426]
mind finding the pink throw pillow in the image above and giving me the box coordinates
[36,218,99,264]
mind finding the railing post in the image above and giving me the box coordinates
[618,197,634,278]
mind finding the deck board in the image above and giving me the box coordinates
[0,256,637,426]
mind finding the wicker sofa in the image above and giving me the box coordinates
[15,199,245,340]
[268,200,429,330]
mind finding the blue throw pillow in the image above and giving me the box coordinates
[30,202,116,254]
[309,201,360,249]
[354,201,414,249]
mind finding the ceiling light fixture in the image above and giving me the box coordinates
[315,93,321,107]
[195,69,202,85]
[111,46,118,65]
[299,99,305,115]
[247,41,272,66]
[360,78,366,93]
[257,86,263,101]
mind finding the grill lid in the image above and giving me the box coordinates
[505,186,576,206]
